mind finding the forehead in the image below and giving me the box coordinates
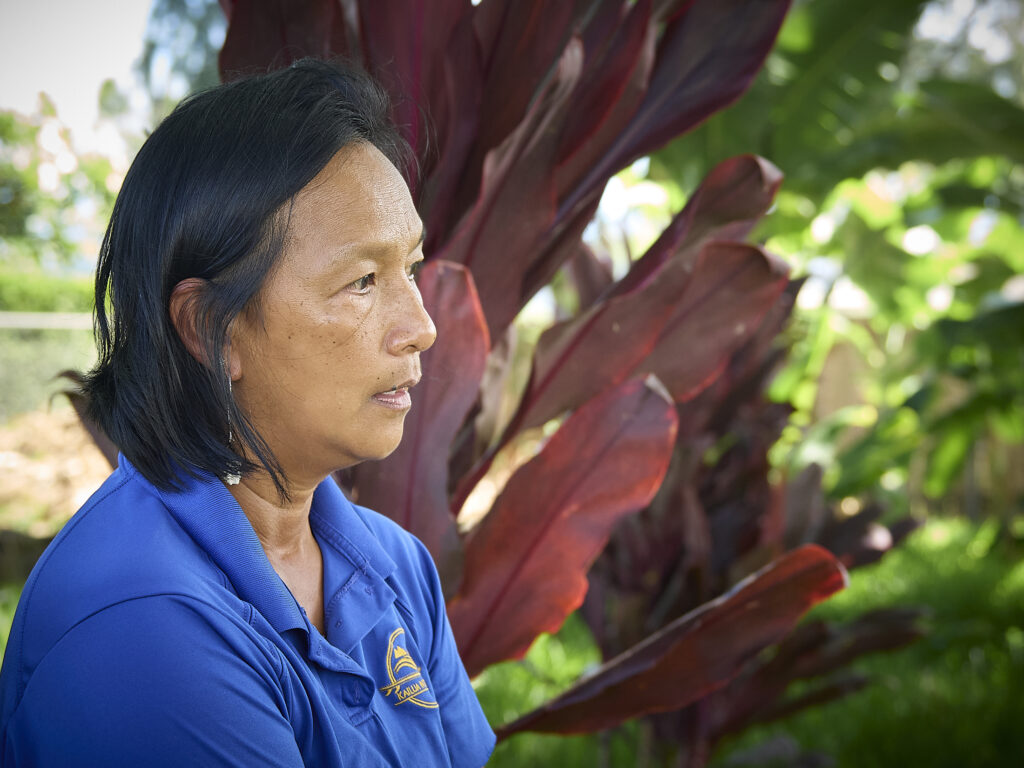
[285,142,420,261]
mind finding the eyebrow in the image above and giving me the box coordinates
[318,223,422,278]
[344,223,425,259]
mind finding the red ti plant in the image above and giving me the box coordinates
[62,0,892,752]
[577,277,925,763]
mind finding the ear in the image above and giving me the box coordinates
[226,331,242,382]
[169,278,208,366]
[170,278,244,382]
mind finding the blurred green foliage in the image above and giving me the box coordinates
[0,270,93,313]
[651,0,1024,521]
[0,584,21,654]
[0,102,116,272]
[713,518,1024,767]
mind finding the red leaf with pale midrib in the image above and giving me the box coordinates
[418,12,483,252]
[523,242,789,431]
[449,156,781,512]
[464,0,589,201]
[644,242,791,402]
[448,375,677,677]
[555,0,655,204]
[496,544,847,738]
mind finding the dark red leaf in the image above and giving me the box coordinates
[418,12,484,248]
[436,37,584,338]
[356,0,470,187]
[470,324,519,458]
[448,375,678,677]
[506,155,780,434]
[614,154,782,297]
[350,261,488,589]
[520,185,603,308]
[446,0,591,229]
[569,0,791,202]
[555,0,656,208]
[496,544,847,738]
[518,241,787,433]
[468,0,589,176]
[564,243,615,312]
[219,0,353,80]
[643,243,791,402]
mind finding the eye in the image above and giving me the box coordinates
[350,273,376,294]
[408,259,424,282]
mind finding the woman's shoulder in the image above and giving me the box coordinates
[7,462,246,677]
[27,461,230,602]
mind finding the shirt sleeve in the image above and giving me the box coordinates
[4,595,305,768]
[411,538,497,768]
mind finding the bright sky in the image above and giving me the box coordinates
[0,0,153,153]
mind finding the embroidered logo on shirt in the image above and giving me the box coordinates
[379,627,438,709]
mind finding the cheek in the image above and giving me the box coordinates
[280,297,371,361]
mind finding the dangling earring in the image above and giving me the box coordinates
[224,376,241,486]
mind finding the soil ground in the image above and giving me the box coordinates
[0,404,111,538]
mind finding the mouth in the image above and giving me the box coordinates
[371,377,419,410]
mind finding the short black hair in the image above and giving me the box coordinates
[83,58,413,496]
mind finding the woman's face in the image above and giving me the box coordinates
[230,142,436,488]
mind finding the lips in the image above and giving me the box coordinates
[371,376,419,410]
[375,376,420,396]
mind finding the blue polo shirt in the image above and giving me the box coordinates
[0,457,495,767]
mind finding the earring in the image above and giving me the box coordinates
[224,376,241,486]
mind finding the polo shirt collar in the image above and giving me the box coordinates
[133,455,303,635]
[309,479,399,653]
[126,455,399,650]
[309,478,396,581]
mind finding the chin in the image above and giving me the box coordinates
[351,430,405,464]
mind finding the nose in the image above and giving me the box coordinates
[385,274,436,355]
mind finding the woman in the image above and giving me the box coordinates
[0,59,495,767]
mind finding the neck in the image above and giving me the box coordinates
[226,470,320,561]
